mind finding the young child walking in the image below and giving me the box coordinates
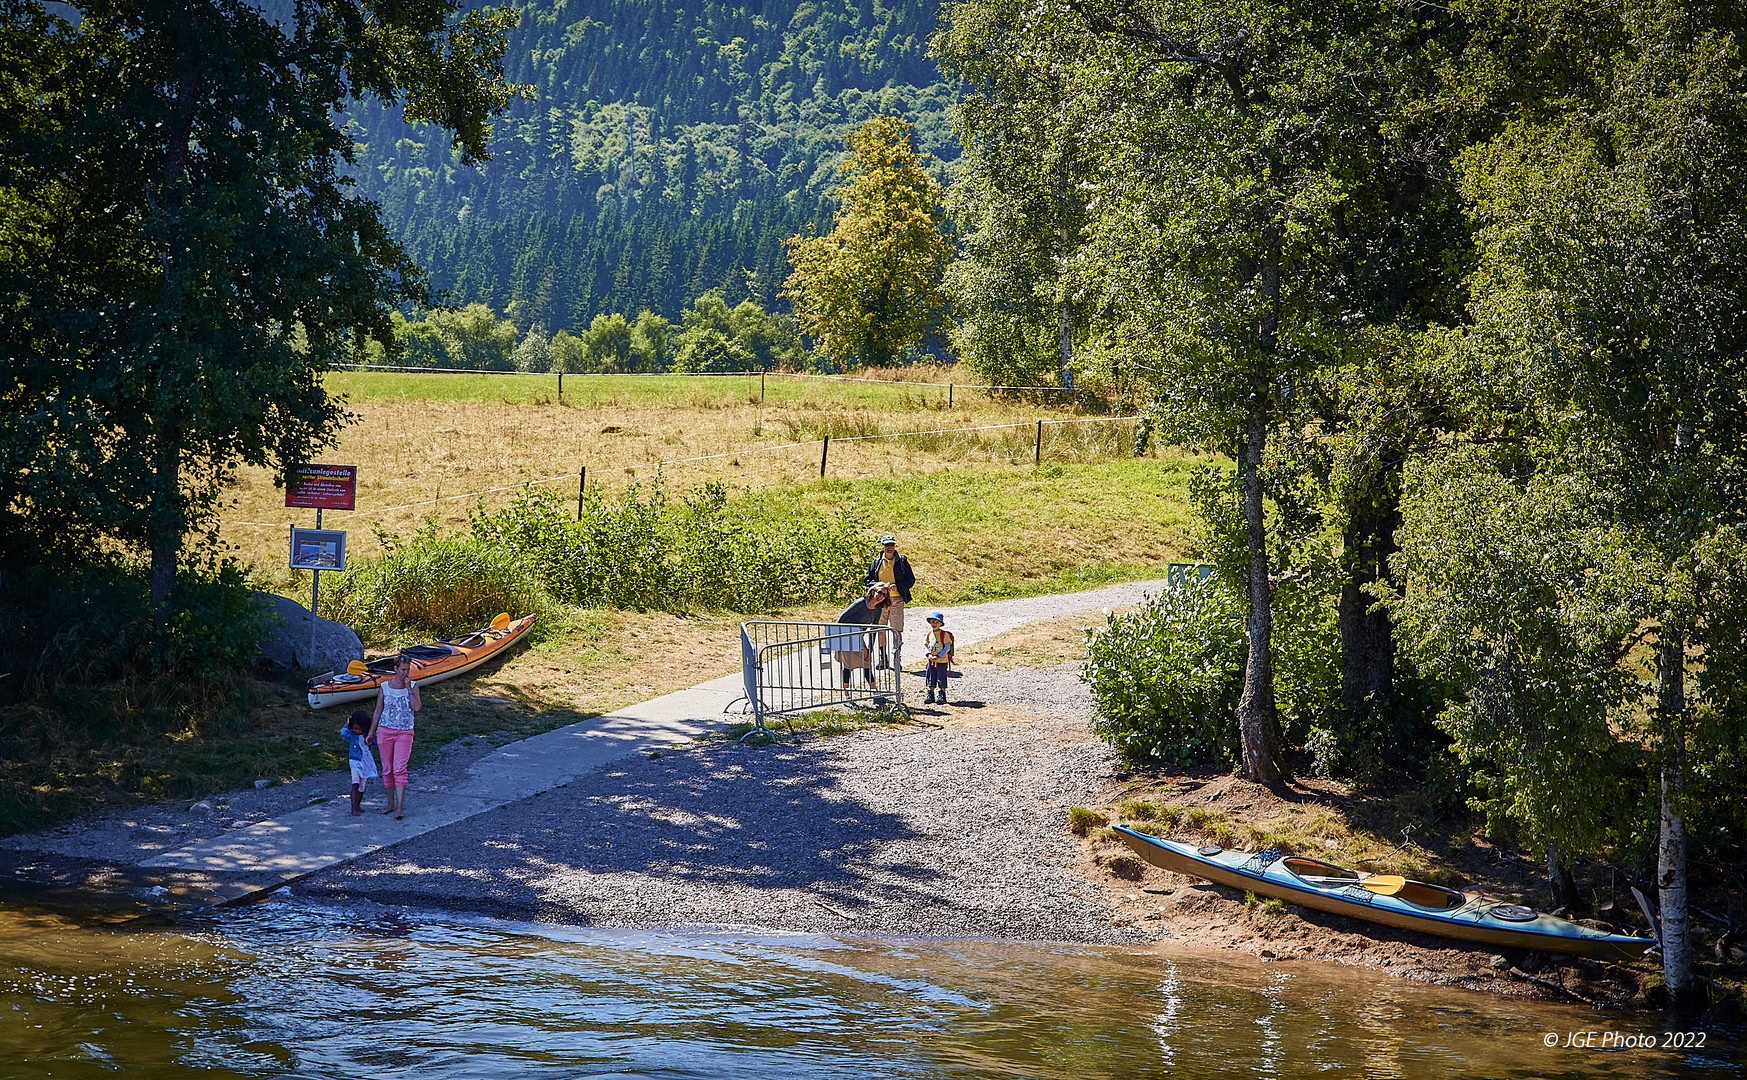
[341,710,379,815]
[923,611,954,705]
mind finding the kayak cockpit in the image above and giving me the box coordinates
[1281,857,1361,888]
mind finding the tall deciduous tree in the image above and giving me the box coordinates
[0,0,520,621]
[1050,0,1464,782]
[1402,2,1747,1002]
[783,116,949,368]
[934,0,1088,392]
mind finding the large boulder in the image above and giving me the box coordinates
[254,592,364,674]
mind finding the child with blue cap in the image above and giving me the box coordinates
[923,611,954,705]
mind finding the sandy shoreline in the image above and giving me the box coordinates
[0,661,1661,1010]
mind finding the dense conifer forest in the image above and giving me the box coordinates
[344,0,958,330]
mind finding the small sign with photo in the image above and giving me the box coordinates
[289,527,347,571]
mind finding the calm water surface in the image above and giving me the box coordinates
[0,893,1737,1078]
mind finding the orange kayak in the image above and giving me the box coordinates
[306,613,537,709]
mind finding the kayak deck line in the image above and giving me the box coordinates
[1114,824,1653,961]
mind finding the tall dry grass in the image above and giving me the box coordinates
[226,371,1162,598]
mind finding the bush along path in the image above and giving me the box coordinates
[0,580,1169,907]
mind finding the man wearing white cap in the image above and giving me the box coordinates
[865,534,914,668]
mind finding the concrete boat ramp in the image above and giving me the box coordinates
[18,581,1165,907]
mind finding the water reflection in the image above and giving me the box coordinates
[0,894,1736,1078]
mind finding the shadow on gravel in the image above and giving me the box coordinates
[300,739,948,918]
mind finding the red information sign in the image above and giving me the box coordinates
[286,464,357,510]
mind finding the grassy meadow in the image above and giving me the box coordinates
[232,368,1197,603]
[3,369,1205,830]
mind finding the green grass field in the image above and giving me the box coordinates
[3,370,1206,833]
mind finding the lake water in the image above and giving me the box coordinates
[0,893,1737,1078]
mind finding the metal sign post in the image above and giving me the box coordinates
[287,464,357,665]
[311,508,321,657]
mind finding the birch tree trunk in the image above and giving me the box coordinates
[1657,629,1692,1003]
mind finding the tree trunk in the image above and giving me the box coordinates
[1234,378,1283,783]
[1057,295,1074,393]
[1054,156,1075,393]
[148,434,181,626]
[148,16,201,630]
[1546,843,1582,912]
[1234,241,1285,784]
[1657,629,1693,1004]
[1338,459,1401,719]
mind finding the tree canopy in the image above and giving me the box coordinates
[783,116,950,368]
[0,0,519,613]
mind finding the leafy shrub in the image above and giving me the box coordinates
[326,533,552,642]
[1080,579,1247,767]
[471,484,674,610]
[0,555,279,832]
[466,482,867,614]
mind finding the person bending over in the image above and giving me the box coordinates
[833,584,892,689]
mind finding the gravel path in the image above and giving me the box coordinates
[294,665,1152,945]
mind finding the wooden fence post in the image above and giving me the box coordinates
[558,372,563,404]
[577,466,586,519]
[1035,420,1044,465]
[820,436,830,478]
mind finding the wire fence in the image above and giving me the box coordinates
[220,414,1143,527]
[334,362,1077,396]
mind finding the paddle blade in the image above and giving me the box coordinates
[346,660,368,675]
[1361,875,1406,896]
[490,612,511,630]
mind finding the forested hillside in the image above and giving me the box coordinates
[346,0,958,331]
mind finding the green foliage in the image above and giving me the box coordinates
[669,291,805,372]
[935,0,1089,391]
[0,553,276,830]
[1081,580,1247,768]
[324,531,555,645]
[784,116,950,367]
[0,556,269,710]
[346,0,957,325]
[1391,449,1647,857]
[387,304,525,370]
[387,294,798,374]
[460,484,868,614]
[1067,806,1108,835]
[0,0,518,613]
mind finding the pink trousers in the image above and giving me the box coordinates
[377,727,414,787]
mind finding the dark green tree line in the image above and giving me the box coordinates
[342,0,960,324]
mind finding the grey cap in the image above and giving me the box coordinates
[879,535,897,545]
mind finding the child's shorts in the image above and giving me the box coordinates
[350,761,376,787]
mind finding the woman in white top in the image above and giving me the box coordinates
[368,655,422,819]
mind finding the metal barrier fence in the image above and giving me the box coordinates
[1167,563,1216,588]
[739,620,903,738]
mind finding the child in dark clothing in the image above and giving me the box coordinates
[341,710,379,815]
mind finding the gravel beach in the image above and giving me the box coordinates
[293,665,1153,945]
